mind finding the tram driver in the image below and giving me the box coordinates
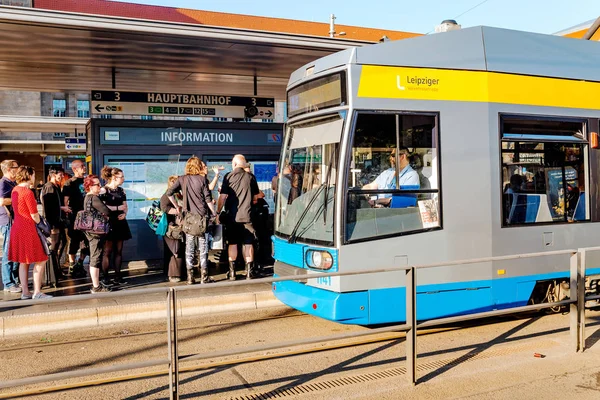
[362,147,420,207]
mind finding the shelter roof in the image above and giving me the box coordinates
[34,0,420,42]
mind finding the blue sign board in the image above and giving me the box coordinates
[99,127,282,146]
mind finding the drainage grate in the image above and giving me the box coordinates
[228,340,557,399]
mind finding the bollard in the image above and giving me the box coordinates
[405,267,417,385]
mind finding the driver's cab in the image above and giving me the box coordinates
[345,111,441,242]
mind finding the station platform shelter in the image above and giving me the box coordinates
[0,0,419,261]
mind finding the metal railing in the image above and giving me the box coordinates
[0,247,599,399]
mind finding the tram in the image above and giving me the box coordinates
[271,26,600,325]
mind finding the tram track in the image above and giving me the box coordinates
[0,310,561,398]
[0,322,486,399]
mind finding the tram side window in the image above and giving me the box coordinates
[346,112,441,242]
[501,116,589,226]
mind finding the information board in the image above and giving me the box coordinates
[92,90,274,120]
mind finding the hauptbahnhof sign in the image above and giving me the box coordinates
[91,90,275,120]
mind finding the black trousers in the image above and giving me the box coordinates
[85,233,105,270]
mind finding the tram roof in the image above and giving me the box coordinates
[290,26,600,86]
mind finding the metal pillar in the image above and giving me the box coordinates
[167,290,174,398]
[569,251,585,352]
[405,267,417,385]
[167,288,180,399]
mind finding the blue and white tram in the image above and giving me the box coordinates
[272,26,600,324]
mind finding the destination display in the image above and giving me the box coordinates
[91,90,275,119]
[287,72,346,118]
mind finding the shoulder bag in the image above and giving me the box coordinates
[74,196,110,235]
[181,175,207,237]
[36,215,52,238]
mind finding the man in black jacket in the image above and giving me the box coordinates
[216,154,260,280]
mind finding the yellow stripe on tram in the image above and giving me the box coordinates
[357,65,600,110]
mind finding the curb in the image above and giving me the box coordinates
[0,290,283,337]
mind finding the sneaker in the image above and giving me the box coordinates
[186,275,195,285]
[32,293,53,299]
[100,279,113,288]
[91,285,111,294]
[168,277,181,283]
[112,277,126,286]
[3,285,22,293]
[20,293,32,300]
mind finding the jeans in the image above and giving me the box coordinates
[185,234,207,272]
[1,224,18,288]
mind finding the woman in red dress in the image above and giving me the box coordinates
[9,166,52,300]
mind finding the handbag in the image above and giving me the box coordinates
[146,199,164,232]
[165,222,183,241]
[155,213,168,236]
[74,196,110,235]
[36,216,52,238]
[180,176,207,237]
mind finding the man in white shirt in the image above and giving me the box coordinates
[363,148,420,198]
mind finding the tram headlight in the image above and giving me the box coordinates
[306,250,334,270]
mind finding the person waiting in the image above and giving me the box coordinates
[167,156,217,285]
[41,166,69,282]
[82,175,112,293]
[362,147,420,206]
[160,175,185,283]
[9,166,52,300]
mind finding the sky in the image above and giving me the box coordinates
[112,0,600,35]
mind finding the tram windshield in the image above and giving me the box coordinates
[274,113,344,245]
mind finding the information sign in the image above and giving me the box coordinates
[65,138,86,150]
[91,90,274,120]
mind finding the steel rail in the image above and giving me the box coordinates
[0,248,577,309]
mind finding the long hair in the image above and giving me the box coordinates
[101,165,123,182]
[184,156,202,176]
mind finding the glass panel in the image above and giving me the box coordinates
[502,142,588,224]
[347,193,440,241]
[76,100,90,118]
[52,99,66,117]
[345,113,440,240]
[502,117,584,138]
[105,155,186,220]
[349,113,439,193]
[275,114,344,245]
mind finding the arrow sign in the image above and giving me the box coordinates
[95,104,104,112]
[265,110,273,118]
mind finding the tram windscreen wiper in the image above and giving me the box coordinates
[288,146,336,244]
[288,184,325,244]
